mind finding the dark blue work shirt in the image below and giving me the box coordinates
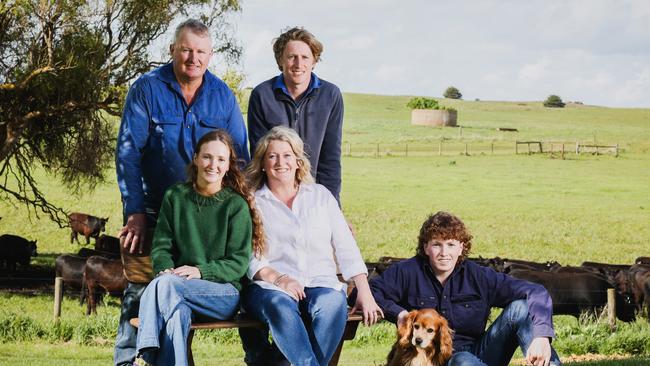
[369,256,555,350]
[116,63,249,220]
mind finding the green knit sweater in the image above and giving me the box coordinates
[151,183,252,290]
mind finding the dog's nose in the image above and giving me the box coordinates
[415,337,422,345]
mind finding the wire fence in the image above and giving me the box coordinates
[343,141,620,158]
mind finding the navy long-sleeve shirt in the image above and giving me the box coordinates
[247,73,343,203]
[369,256,555,350]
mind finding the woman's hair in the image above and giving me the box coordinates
[416,211,473,262]
[189,130,265,256]
[246,126,314,190]
[272,27,323,71]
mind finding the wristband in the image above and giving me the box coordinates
[273,273,287,286]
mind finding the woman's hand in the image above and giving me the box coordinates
[350,274,384,326]
[171,265,202,280]
[526,337,552,366]
[277,275,305,301]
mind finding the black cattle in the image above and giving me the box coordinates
[55,254,88,304]
[502,258,561,273]
[83,256,127,315]
[0,234,38,271]
[635,257,650,265]
[509,269,636,322]
[615,264,650,320]
[69,212,108,244]
[95,235,120,255]
[468,256,505,272]
[77,247,119,260]
[580,261,630,282]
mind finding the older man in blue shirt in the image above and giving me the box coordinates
[114,19,248,366]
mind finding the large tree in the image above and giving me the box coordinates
[0,0,241,226]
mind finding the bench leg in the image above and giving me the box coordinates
[187,329,195,366]
[328,339,344,366]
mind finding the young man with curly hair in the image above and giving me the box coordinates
[368,211,562,366]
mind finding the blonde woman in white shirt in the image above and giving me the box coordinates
[239,126,382,366]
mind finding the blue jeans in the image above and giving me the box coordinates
[241,284,348,366]
[136,274,240,366]
[114,282,147,366]
[447,300,562,366]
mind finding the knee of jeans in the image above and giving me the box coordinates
[448,351,479,366]
[265,294,298,318]
[310,290,346,317]
[504,299,529,323]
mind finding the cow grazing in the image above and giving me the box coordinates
[615,264,650,320]
[69,212,108,244]
[55,254,88,304]
[509,269,636,322]
[83,255,126,315]
[95,235,120,255]
[0,234,38,272]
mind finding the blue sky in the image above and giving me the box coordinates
[229,0,650,108]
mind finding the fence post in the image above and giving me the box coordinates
[615,143,619,157]
[464,143,468,156]
[54,276,63,320]
[459,126,463,137]
[438,141,442,156]
[561,143,565,160]
[575,141,580,154]
[491,142,494,155]
[607,288,616,330]
[515,141,518,154]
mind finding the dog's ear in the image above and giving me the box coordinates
[435,317,454,365]
[397,310,417,346]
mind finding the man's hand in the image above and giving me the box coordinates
[118,213,147,254]
[526,337,552,366]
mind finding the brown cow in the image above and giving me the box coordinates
[69,212,108,244]
[83,255,127,315]
[77,247,120,260]
[55,254,88,304]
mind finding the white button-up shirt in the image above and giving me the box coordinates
[247,183,367,294]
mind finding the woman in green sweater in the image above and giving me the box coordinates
[135,130,264,366]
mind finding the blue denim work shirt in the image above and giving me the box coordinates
[116,63,249,219]
[368,256,555,351]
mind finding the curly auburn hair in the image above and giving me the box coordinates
[188,130,265,257]
[272,27,323,71]
[416,211,473,262]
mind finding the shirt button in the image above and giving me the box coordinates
[443,295,447,299]
[187,125,190,128]
[441,310,446,314]
[419,301,424,305]
[464,304,469,308]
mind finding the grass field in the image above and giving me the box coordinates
[1,93,649,364]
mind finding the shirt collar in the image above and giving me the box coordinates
[272,73,321,98]
[155,62,218,90]
[256,182,315,201]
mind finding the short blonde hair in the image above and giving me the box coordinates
[246,126,314,190]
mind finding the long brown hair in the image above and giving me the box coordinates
[189,130,265,256]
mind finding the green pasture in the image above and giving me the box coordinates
[1,94,649,364]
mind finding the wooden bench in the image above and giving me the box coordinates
[130,312,364,366]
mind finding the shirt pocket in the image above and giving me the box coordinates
[450,293,487,337]
[197,116,228,136]
[149,116,182,151]
[408,295,437,309]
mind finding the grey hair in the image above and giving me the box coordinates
[173,19,211,45]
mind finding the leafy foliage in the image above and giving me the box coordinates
[0,0,242,225]
[443,86,462,99]
[406,97,456,112]
[544,94,566,108]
